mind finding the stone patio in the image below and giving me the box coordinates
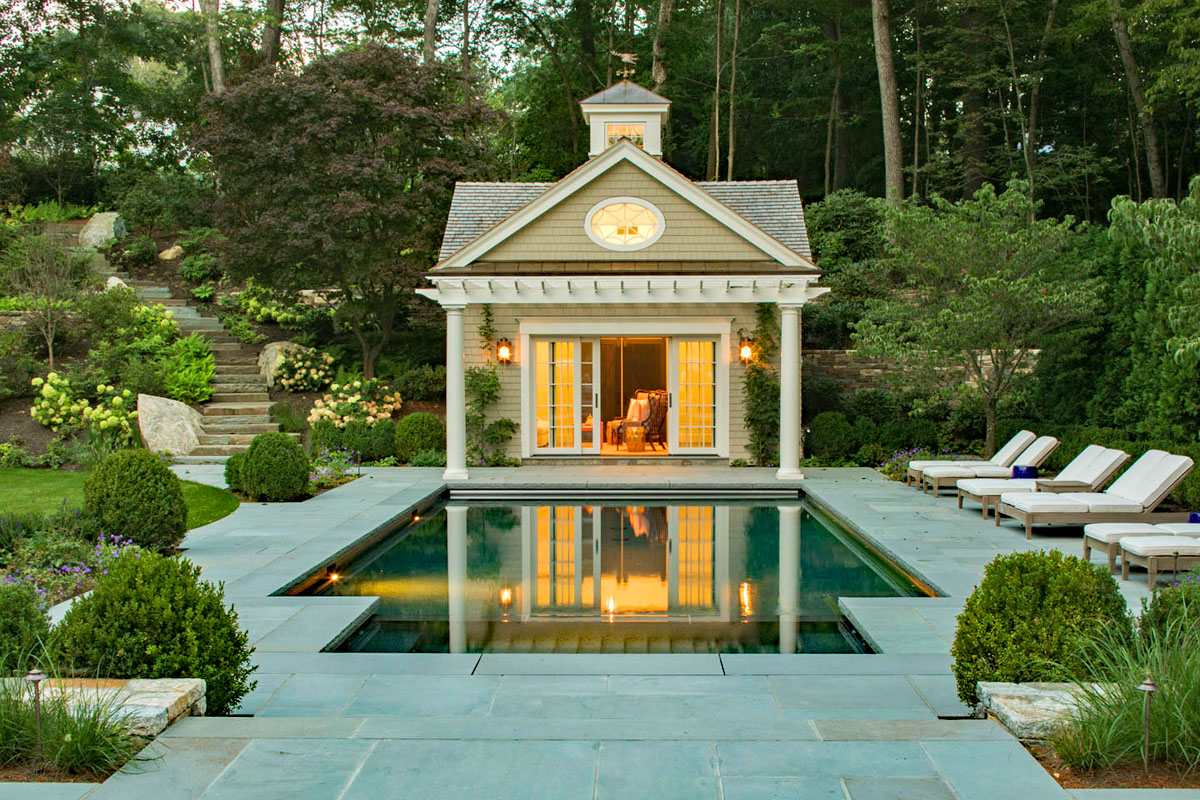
[24,465,1186,799]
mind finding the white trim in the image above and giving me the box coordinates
[519,317,732,337]
[417,275,829,307]
[434,140,817,270]
[583,196,666,251]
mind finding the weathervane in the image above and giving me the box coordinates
[611,51,637,79]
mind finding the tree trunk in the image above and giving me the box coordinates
[261,0,285,65]
[824,70,840,196]
[198,0,226,94]
[461,0,470,91]
[422,0,439,63]
[871,0,904,203]
[911,2,922,198]
[984,396,997,458]
[725,0,740,180]
[707,0,723,181]
[1000,0,1057,198]
[651,0,673,91]
[1109,0,1166,198]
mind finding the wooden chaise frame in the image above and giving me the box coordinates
[958,480,1092,519]
[994,467,1193,540]
[1121,548,1200,586]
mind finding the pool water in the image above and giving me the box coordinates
[316,501,923,655]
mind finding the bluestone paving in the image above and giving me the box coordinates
[339,739,598,800]
[0,786,99,800]
[52,466,1179,798]
[1071,793,1200,799]
[596,741,719,799]
[720,777,847,799]
[197,738,375,799]
[922,739,1070,799]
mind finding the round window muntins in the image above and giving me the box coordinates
[585,197,665,251]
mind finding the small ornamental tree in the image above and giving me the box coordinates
[853,182,1102,456]
[195,45,500,378]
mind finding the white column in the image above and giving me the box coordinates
[776,304,803,480]
[778,505,800,655]
[447,505,468,654]
[443,304,468,480]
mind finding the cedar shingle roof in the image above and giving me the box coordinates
[579,80,671,105]
[438,179,812,262]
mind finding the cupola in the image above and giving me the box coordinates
[580,80,671,158]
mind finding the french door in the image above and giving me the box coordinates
[532,338,601,454]
[668,338,719,455]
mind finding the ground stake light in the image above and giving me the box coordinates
[1138,676,1159,782]
[24,669,47,764]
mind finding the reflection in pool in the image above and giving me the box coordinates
[317,502,924,654]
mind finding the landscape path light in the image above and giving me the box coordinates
[1138,676,1159,783]
[24,668,47,764]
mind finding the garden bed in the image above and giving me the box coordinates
[1032,746,1200,789]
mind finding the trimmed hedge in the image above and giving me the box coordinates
[240,432,309,501]
[55,552,256,715]
[951,550,1131,704]
[395,413,446,463]
[84,450,187,551]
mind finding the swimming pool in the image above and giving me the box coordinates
[312,500,924,654]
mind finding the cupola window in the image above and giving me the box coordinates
[585,198,665,251]
[605,122,645,149]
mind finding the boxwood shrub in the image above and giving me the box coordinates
[84,449,187,551]
[395,413,446,463]
[240,432,308,501]
[0,583,50,668]
[55,552,256,715]
[223,450,246,493]
[951,550,1131,704]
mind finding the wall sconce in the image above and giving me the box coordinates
[496,337,513,365]
[739,338,754,364]
[499,587,513,607]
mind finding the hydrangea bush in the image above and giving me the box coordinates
[275,349,335,392]
[307,378,402,428]
[30,374,138,445]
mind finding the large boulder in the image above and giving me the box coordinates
[138,394,205,456]
[78,212,126,248]
[105,276,128,291]
[259,341,310,388]
[158,245,183,261]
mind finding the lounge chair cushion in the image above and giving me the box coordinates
[1055,445,1106,482]
[1104,450,1169,505]
[1061,492,1145,513]
[923,464,1012,480]
[909,459,983,471]
[999,493,1087,513]
[1121,536,1200,556]
[1012,436,1059,468]
[957,478,1039,494]
[1082,523,1162,543]
[990,430,1038,467]
[1156,523,1200,536]
[1070,447,1130,487]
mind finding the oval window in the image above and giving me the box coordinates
[585,198,665,251]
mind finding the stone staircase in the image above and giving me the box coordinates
[127,281,293,464]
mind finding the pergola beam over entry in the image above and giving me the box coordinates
[417,275,829,306]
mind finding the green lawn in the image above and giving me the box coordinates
[0,468,239,529]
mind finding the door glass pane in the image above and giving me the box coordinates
[676,506,714,608]
[536,506,576,607]
[677,340,715,448]
[581,341,595,449]
[535,340,575,449]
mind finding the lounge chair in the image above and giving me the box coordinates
[905,430,1036,487]
[994,450,1194,539]
[1083,522,1200,573]
[955,445,1129,518]
[919,435,1059,494]
[1117,527,1200,583]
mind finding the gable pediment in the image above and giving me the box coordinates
[435,142,816,271]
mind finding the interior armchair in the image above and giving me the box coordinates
[605,389,668,451]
